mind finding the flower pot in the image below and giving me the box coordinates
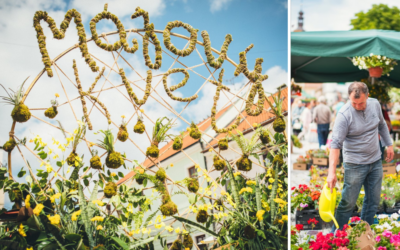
[368,66,383,78]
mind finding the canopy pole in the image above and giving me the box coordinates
[294,56,321,72]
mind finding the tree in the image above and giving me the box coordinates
[351,4,400,31]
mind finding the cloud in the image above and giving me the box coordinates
[291,0,400,31]
[209,0,233,13]
[263,65,288,93]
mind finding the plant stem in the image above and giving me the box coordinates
[270,162,279,223]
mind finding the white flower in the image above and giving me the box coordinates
[382,222,393,230]
[391,213,399,221]
[383,56,386,60]
[392,221,400,227]
[358,66,362,70]
[378,214,389,219]
[386,61,390,65]
[391,67,394,70]
[370,53,374,56]
[377,55,381,59]
[388,74,390,76]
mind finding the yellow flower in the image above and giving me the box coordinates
[170,163,174,167]
[129,230,135,236]
[92,200,104,206]
[47,214,61,225]
[29,139,33,143]
[209,148,213,152]
[233,172,241,177]
[138,168,144,174]
[239,187,253,195]
[25,195,30,209]
[282,215,288,221]
[256,210,265,221]
[46,164,53,173]
[268,178,274,183]
[140,109,144,113]
[96,225,103,230]
[53,154,59,159]
[111,173,116,177]
[55,93,60,98]
[186,127,191,132]
[33,204,44,216]
[253,123,258,127]
[91,216,104,222]
[220,190,226,196]
[273,198,287,205]
[142,228,148,234]
[50,193,61,203]
[175,227,180,234]
[121,115,125,119]
[71,210,81,221]
[54,172,58,177]
[27,247,33,250]
[246,180,257,186]
[165,226,174,232]
[278,219,284,224]
[19,223,27,237]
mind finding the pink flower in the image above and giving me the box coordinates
[378,247,387,250]
[392,235,400,246]
[382,230,393,238]
[337,247,349,250]
[376,235,381,242]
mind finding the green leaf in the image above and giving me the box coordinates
[87,182,98,219]
[17,167,26,178]
[129,236,157,248]
[118,172,124,178]
[79,185,94,248]
[111,236,129,249]
[188,194,196,204]
[56,161,62,167]
[172,216,218,237]
[84,179,89,186]
[143,178,148,187]
[65,234,82,243]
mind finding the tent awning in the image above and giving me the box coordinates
[291,29,400,87]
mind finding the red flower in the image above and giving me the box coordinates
[335,230,348,238]
[308,218,319,225]
[350,216,360,223]
[343,224,349,230]
[296,224,304,231]
[291,230,296,235]
[291,187,296,190]
[311,191,321,201]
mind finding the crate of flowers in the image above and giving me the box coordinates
[311,149,329,166]
[291,184,326,230]
[293,155,310,170]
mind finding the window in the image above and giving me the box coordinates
[188,166,198,178]
[196,235,208,250]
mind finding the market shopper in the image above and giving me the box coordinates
[297,100,312,141]
[327,81,394,231]
[313,96,332,148]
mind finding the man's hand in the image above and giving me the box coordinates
[386,145,394,163]
[326,172,337,193]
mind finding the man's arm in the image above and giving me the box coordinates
[377,101,394,162]
[327,148,340,192]
[313,106,318,123]
[327,112,348,192]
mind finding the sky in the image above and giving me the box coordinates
[291,0,400,31]
[0,0,288,208]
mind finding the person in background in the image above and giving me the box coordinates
[313,96,332,148]
[335,93,345,115]
[297,100,312,141]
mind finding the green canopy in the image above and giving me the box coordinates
[291,29,400,87]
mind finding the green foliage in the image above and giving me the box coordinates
[351,4,400,31]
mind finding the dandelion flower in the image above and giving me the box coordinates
[19,224,26,237]
[91,216,104,222]
[256,210,265,221]
[47,214,61,225]
[25,195,30,209]
[55,93,60,98]
[33,204,44,216]
[96,225,103,230]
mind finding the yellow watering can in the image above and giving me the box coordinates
[319,183,339,229]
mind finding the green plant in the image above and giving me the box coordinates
[0,77,31,123]
[265,88,286,133]
[146,117,174,158]
[44,93,59,119]
[230,129,263,171]
[98,129,124,169]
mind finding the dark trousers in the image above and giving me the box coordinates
[317,123,330,148]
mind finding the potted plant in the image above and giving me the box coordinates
[352,54,397,78]
[230,129,263,172]
[146,117,173,158]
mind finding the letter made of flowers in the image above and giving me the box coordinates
[33,9,99,77]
